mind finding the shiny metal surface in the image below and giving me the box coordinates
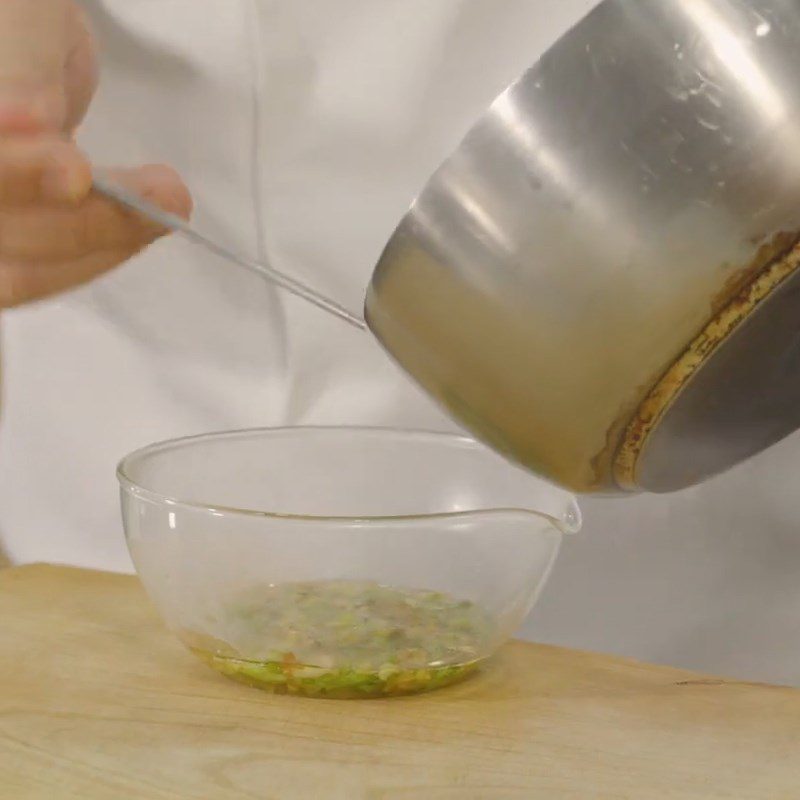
[633,243,800,492]
[366,0,800,493]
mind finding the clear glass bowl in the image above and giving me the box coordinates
[118,427,580,699]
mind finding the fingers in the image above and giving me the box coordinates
[0,162,193,307]
[0,163,192,261]
[0,141,192,215]
[0,1,71,82]
[62,6,97,133]
[0,243,146,308]
[0,0,74,131]
[0,0,96,134]
[0,137,92,206]
[119,163,194,223]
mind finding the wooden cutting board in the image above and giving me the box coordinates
[1,564,799,799]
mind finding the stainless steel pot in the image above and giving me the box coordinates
[365,0,800,494]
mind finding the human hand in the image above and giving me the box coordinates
[0,0,192,308]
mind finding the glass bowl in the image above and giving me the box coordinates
[118,427,580,699]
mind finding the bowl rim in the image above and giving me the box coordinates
[117,425,581,532]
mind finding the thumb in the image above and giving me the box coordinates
[0,0,79,132]
[103,163,195,226]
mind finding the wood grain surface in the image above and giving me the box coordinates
[1,564,799,799]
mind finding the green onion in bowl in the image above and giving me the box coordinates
[184,580,496,698]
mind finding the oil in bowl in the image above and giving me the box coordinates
[119,428,577,701]
[182,580,496,699]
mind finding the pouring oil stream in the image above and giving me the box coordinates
[92,172,367,331]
